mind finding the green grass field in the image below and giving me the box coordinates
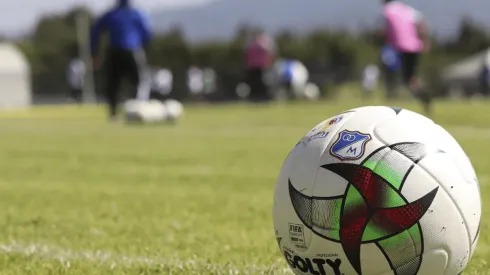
[0,99,487,274]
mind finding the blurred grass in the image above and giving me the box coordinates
[0,98,487,274]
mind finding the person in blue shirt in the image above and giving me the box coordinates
[91,0,153,120]
[277,59,294,95]
[380,44,401,99]
[479,61,490,97]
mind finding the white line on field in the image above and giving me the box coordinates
[0,241,292,274]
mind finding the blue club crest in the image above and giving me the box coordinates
[330,130,371,161]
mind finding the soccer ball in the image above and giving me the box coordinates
[273,106,481,275]
[303,83,321,101]
[163,99,184,122]
[123,99,183,123]
[124,99,167,123]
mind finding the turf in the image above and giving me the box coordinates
[0,98,487,274]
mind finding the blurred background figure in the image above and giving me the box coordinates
[188,66,204,96]
[66,53,86,105]
[151,67,173,100]
[244,31,275,102]
[380,44,400,99]
[362,64,380,98]
[202,68,217,95]
[272,58,310,100]
[479,59,490,97]
[381,0,432,114]
[90,0,153,121]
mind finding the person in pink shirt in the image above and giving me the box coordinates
[244,31,275,102]
[381,0,432,115]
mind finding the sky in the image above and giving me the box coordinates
[0,0,211,35]
[2,0,489,39]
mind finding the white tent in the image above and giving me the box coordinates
[441,48,490,82]
[440,48,490,97]
[0,43,31,109]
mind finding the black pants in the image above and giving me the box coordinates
[105,48,147,117]
[245,67,269,101]
[400,51,432,114]
[69,87,83,104]
[399,52,420,85]
[382,52,421,99]
[382,66,398,99]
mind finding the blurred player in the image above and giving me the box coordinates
[202,68,217,94]
[380,44,401,99]
[152,68,173,99]
[362,64,379,98]
[381,0,432,115]
[244,31,275,102]
[276,59,295,98]
[66,56,85,105]
[479,60,490,97]
[188,66,204,95]
[90,0,153,121]
[274,58,309,99]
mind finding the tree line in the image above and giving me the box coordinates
[9,7,490,99]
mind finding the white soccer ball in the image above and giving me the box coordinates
[273,106,481,275]
[124,99,167,123]
[303,83,321,101]
[163,99,184,122]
